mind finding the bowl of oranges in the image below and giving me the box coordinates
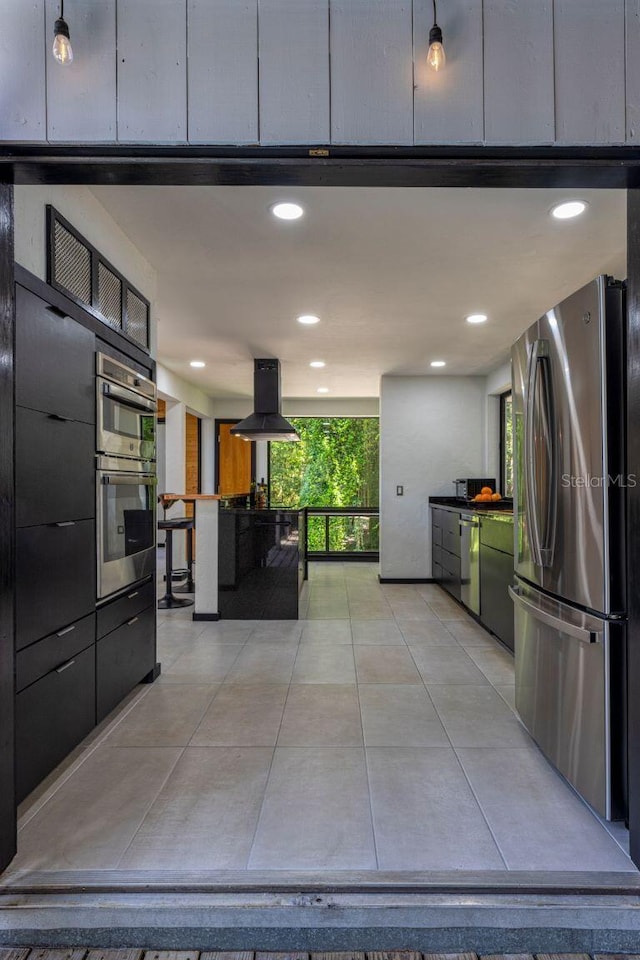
[473,485,502,504]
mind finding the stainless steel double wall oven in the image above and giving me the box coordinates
[96,353,157,599]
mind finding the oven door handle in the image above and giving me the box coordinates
[101,474,157,486]
[102,380,157,413]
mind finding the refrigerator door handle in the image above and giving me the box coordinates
[508,585,600,644]
[525,339,556,568]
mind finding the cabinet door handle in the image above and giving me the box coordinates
[127,591,139,599]
[56,624,75,638]
[48,413,73,422]
[55,658,76,674]
[53,521,76,527]
[127,616,139,626]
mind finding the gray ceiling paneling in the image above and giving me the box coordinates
[46,0,116,142]
[0,0,46,142]
[484,0,555,145]
[188,0,258,144]
[258,0,330,145]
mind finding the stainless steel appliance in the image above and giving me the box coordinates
[97,352,156,460]
[511,275,627,820]
[97,454,156,599]
[459,513,480,615]
[454,478,496,500]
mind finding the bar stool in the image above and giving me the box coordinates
[157,517,195,608]
[173,522,195,594]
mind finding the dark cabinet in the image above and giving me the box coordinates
[15,407,95,527]
[16,519,96,649]
[97,604,156,722]
[15,643,96,802]
[97,577,155,639]
[431,506,462,600]
[16,613,95,692]
[15,284,95,424]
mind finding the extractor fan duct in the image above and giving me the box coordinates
[230,359,300,442]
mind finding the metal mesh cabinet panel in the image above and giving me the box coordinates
[52,221,92,304]
[125,288,149,348]
[97,262,123,330]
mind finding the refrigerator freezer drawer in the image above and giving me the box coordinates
[511,579,626,820]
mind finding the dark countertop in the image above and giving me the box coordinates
[429,495,514,517]
[219,506,299,514]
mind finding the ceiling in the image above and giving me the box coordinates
[90,185,626,399]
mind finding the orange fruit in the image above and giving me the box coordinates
[491,493,501,501]
[479,493,492,502]
[481,486,493,495]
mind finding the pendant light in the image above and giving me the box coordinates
[427,0,445,72]
[52,1,73,65]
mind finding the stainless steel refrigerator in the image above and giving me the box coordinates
[511,275,627,821]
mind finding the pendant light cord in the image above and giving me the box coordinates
[60,0,64,17]
[432,0,437,23]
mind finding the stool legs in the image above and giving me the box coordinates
[158,527,193,609]
[172,526,195,594]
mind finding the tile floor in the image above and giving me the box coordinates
[3,562,636,880]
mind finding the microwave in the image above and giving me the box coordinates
[454,477,496,500]
[96,352,157,461]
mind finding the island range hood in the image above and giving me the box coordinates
[230,359,300,442]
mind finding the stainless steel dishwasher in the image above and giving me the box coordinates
[459,513,480,615]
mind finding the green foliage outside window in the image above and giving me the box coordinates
[269,417,379,552]
[502,392,514,498]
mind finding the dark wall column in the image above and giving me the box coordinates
[628,189,640,867]
[0,182,15,872]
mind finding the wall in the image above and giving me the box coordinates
[379,374,486,579]
[14,184,158,355]
[1,0,638,148]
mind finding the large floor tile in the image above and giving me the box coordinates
[105,684,218,747]
[354,646,423,683]
[359,684,448,747]
[388,600,438,621]
[457,747,636,871]
[306,603,350,619]
[398,619,459,645]
[292,644,356,683]
[225,642,298,683]
[428,684,531,748]
[348,602,392,620]
[190,684,289,746]
[351,619,406,645]
[367,747,505,870]
[411,644,490,685]
[159,642,244,683]
[249,747,376,869]
[465,646,515,684]
[494,683,517,711]
[445,619,497,647]
[12,746,182,871]
[249,620,304,642]
[300,619,353,643]
[428,600,473,622]
[278,684,362,746]
[120,746,274,869]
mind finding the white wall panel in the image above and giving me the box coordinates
[330,0,413,145]
[117,0,187,142]
[555,0,625,144]
[188,0,258,144]
[484,0,554,144]
[627,0,640,141]
[46,0,116,141]
[0,0,46,141]
[259,0,329,144]
[413,0,483,144]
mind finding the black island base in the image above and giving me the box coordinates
[218,508,305,619]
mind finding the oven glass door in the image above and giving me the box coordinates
[98,471,156,598]
[98,378,156,460]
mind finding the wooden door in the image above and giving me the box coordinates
[184,412,200,518]
[217,422,252,496]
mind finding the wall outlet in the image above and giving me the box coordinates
[396,485,404,496]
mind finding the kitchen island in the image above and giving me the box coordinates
[218,507,304,619]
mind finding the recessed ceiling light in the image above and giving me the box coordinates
[271,202,304,221]
[190,360,206,368]
[430,360,446,368]
[466,313,488,324]
[317,387,329,393]
[310,360,325,368]
[297,314,320,325]
[551,200,588,220]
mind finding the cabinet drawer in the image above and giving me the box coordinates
[97,578,155,640]
[442,527,461,558]
[440,547,461,600]
[16,643,96,802]
[16,519,96,649]
[480,544,515,652]
[16,613,95,692]
[97,605,156,722]
[16,284,95,423]
[480,516,515,555]
[16,407,95,527]
[431,519,443,547]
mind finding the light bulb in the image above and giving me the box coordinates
[53,17,73,65]
[427,39,445,72]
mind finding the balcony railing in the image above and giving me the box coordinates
[303,506,379,561]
